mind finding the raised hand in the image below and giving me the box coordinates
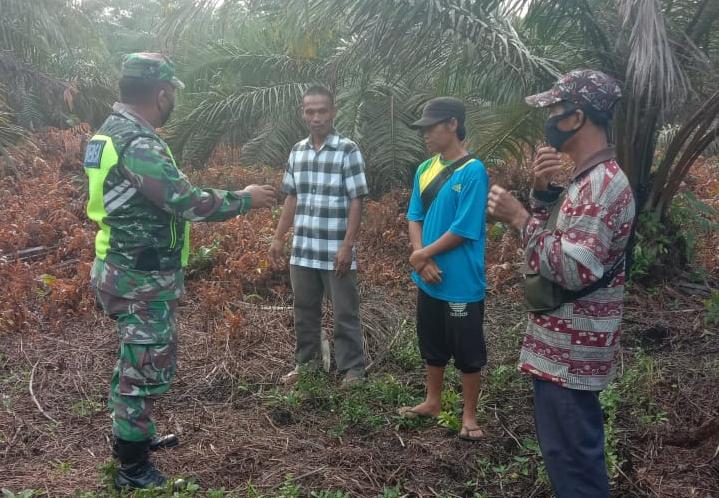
[531,146,564,191]
[488,185,530,231]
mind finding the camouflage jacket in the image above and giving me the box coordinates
[85,103,251,301]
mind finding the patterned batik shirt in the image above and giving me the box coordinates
[281,132,369,270]
[518,148,636,391]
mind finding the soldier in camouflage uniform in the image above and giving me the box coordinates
[83,53,275,490]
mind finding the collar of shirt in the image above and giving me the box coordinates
[112,102,155,132]
[571,146,616,180]
[301,132,341,152]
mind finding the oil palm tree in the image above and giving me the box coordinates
[517,0,718,217]
[0,84,28,176]
[0,0,114,130]
[158,0,717,279]
[290,0,718,215]
[161,0,552,191]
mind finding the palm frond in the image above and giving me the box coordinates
[0,0,114,131]
[0,84,28,152]
[158,0,252,51]
[181,42,325,92]
[467,100,544,166]
[0,54,74,129]
[335,79,426,191]
[1,0,110,64]
[240,116,307,167]
[617,0,690,109]
[674,0,719,47]
[167,82,310,166]
[0,0,71,62]
[296,0,559,83]
[196,83,309,124]
[16,92,44,131]
[521,0,614,57]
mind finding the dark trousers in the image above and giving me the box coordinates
[290,265,365,375]
[533,378,611,498]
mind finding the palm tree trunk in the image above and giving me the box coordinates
[616,92,659,208]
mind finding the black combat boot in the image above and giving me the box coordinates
[113,438,166,490]
[149,433,179,451]
[112,434,179,458]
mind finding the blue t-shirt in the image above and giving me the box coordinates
[406,155,489,303]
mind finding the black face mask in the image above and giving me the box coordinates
[544,108,584,151]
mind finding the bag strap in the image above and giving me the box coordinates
[549,186,629,299]
[563,255,625,301]
[420,154,473,213]
[521,188,626,297]
[541,189,626,298]
[522,166,631,300]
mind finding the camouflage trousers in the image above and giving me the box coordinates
[95,289,178,442]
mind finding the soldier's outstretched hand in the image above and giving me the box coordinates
[243,184,276,209]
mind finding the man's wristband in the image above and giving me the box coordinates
[531,184,563,203]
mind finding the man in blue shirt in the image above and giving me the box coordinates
[400,97,489,441]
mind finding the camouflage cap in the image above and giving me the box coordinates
[525,69,622,113]
[121,52,185,90]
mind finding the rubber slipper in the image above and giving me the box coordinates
[459,425,485,441]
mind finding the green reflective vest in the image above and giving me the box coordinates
[84,131,190,272]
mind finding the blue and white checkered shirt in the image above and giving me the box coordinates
[282,132,369,270]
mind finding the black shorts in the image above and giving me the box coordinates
[416,289,487,373]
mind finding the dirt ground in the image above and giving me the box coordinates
[1,129,718,497]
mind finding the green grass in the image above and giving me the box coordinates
[2,490,38,498]
[377,486,407,498]
[600,348,669,480]
[71,475,413,498]
[70,399,104,417]
[437,388,462,432]
[388,323,423,372]
[472,436,549,490]
[704,291,719,326]
[54,460,72,475]
[5,298,691,497]
[264,368,427,437]
[310,492,349,498]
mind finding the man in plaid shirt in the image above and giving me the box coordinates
[270,85,369,385]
